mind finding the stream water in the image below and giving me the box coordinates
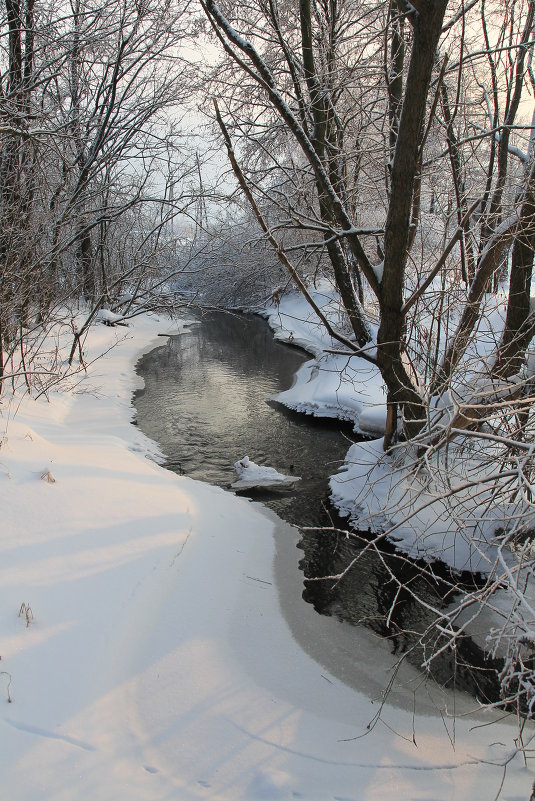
[134,309,501,702]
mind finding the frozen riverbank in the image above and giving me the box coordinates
[262,285,386,436]
[0,312,533,800]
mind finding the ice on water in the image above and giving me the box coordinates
[232,455,301,489]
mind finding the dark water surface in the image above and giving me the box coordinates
[134,311,351,527]
[134,310,501,702]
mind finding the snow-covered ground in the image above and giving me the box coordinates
[1,312,534,800]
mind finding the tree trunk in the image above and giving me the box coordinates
[77,222,94,303]
[493,175,535,379]
[377,0,448,438]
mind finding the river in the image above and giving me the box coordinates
[134,309,501,703]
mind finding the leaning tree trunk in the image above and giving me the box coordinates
[377,0,449,440]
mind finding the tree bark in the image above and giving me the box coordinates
[493,172,535,379]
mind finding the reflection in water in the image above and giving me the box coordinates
[134,311,350,526]
[134,310,501,702]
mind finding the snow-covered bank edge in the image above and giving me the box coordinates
[0,311,533,800]
[261,288,535,703]
[261,288,535,578]
[260,285,387,436]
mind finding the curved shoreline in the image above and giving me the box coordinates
[0,312,531,801]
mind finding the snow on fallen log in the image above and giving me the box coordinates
[97,308,127,326]
[231,455,301,489]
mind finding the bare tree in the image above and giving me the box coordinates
[201,0,535,441]
[0,0,201,391]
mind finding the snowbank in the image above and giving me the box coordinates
[262,285,386,435]
[262,287,535,573]
[0,312,533,800]
[328,437,516,574]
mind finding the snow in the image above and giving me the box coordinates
[232,455,301,489]
[262,287,535,575]
[328,436,516,574]
[0,312,534,800]
[96,309,125,325]
[262,284,385,435]
[372,259,384,284]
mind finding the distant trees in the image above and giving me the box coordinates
[0,0,199,391]
[174,212,289,307]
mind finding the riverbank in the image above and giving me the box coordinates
[262,287,535,579]
[0,312,533,800]
[261,284,386,436]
